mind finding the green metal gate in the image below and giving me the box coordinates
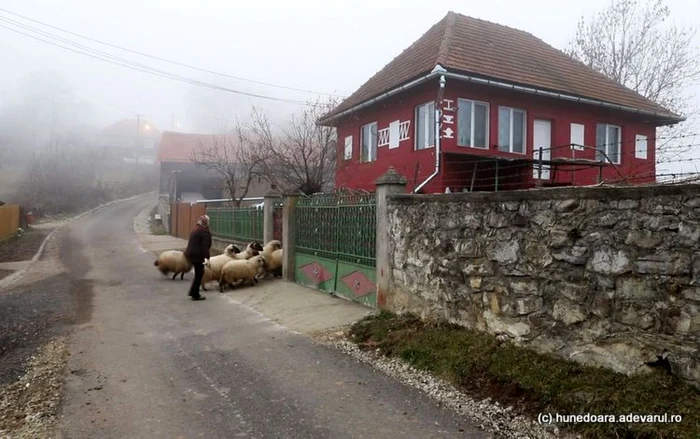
[293,191,377,306]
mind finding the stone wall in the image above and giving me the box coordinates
[386,184,700,386]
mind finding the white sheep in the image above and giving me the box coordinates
[201,244,239,291]
[153,250,193,280]
[256,240,283,279]
[234,241,264,260]
[267,248,283,277]
[219,255,267,292]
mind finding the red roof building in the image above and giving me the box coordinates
[319,12,684,193]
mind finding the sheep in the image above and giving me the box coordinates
[218,255,267,292]
[233,241,264,260]
[201,244,239,291]
[153,250,192,280]
[267,248,284,277]
[256,240,283,279]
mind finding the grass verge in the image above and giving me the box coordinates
[348,311,700,439]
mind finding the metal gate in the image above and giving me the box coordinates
[293,191,377,306]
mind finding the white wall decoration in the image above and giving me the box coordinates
[398,121,410,141]
[378,128,390,147]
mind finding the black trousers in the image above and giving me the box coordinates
[189,262,205,297]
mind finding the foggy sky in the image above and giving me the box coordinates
[1,0,699,171]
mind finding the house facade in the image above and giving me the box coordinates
[319,12,684,194]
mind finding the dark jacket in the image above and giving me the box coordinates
[184,225,212,263]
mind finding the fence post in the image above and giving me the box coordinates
[263,185,281,245]
[282,194,299,282]
[375,167,407,309]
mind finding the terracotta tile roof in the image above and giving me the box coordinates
[157,131,221,163]
[320,12,680,124]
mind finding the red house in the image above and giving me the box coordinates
[318,12,684,193]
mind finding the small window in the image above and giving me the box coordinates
[343,136,353,160]
[635,134,648,160]
[498,106,526,153]
[596,124,621,164]
[458,99,489,149]
[415,101,435,150]
[360,122,377,162]
[570,123,585,151]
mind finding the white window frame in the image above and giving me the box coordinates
[360,122,378,163]
[570,123,585,151]
[415,101,435,150]
[635,134,648,160]
[457,98,489,149]
[343,135,353,160]
[498,106,527,154]
[596,123,622,164]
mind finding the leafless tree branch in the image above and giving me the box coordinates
[567,0,700,162]
[190,124,268,206]
[245,97,339,195]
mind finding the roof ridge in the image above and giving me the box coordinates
[435,11,458,67]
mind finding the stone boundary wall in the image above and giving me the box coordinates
[386,184,700,386]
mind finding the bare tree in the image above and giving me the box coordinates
[567,0,700,162]
[247,97,339,195]
[191,124,267,206]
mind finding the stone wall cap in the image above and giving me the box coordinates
[376,166,408,186]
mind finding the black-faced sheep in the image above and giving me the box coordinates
[201,244,239,291]
[154,250,192,280]
[234,241,264,260]
[219,255,267,292]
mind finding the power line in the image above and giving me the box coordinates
[0,40,135,117]
[0,20,322,107]
[0,7,345,99]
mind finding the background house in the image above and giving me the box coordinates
[156,131,269,233]
[97,118,162,165]
[319,11,684,194]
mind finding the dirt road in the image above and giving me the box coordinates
[53,196,485,438]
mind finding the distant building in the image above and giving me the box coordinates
[319,12,684,194]
[97,118,162,165]
[156,131,269,233]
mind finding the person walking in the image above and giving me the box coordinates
[183,214,212,301]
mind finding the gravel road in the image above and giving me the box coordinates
[42,195,488,438]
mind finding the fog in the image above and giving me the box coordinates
[0,0,698,190]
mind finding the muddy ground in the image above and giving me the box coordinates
[0,227,53,263]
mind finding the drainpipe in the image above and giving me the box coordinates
[414,74,446,194]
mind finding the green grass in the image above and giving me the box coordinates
[349,311,700,439]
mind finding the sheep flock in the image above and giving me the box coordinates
[153,239,284,293]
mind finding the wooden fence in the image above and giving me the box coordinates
[0,204,20,240]
[170,203,206,240]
